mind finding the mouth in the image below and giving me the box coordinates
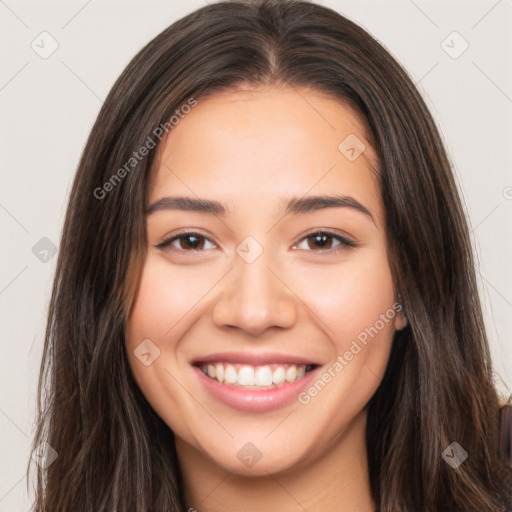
[191,353,322,412]
[196,362,318,390]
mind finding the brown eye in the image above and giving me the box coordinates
[307,233,334,250]
[156,232,216,252]
[179,234,203,250]
[294,231,356,253]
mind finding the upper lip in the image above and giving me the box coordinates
[191,351,321,366]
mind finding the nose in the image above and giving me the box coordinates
[212,248,298,337]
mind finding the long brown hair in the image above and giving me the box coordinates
[29,1,512,510]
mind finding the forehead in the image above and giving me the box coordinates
[149,85,382,224]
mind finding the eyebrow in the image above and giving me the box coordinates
[147,194,375,224]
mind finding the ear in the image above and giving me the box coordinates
[393,303,408,331]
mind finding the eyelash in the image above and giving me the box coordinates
[155,230,357,254]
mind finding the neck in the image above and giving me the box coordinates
[176,410,376,512]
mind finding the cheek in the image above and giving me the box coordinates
[291,247,396,345]
[125,255,215,438]
[125,255,200,400]
[126,254,210,347]
[291,251,396,426]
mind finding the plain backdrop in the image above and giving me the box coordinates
[1,0,511,509]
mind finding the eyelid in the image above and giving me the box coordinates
[155,230,217,251]
[155,229,357,253]
[292,229,357,252]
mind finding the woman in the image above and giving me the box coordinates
[29,0,512,510]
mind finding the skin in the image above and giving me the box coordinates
[125,85,406,512]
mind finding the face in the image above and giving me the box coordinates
[125,85,405,476]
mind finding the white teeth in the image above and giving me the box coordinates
[215,363,224,383]
[224,364,238,384]
[200,362,312,388]
[255,366,273,386]
[285,365,297,382]
[272,367,286,385]
[237,365,255,386]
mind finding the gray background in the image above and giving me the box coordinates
[1,0,511,509]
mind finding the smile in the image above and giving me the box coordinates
[193,354,322,412]
[198,362,317,389]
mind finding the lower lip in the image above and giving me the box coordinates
[193,366,320,413]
